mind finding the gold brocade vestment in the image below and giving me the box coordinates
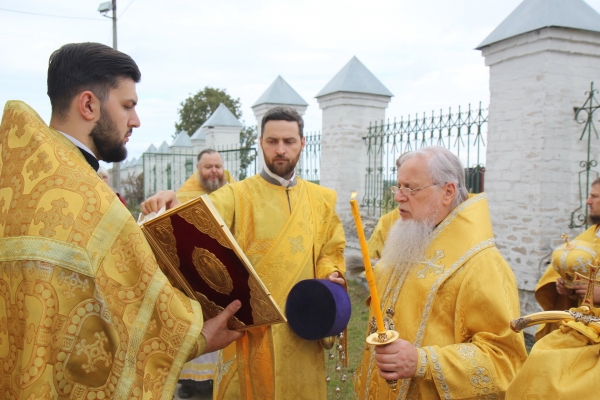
[367,209,400,259]
[354,194,527,400]
[0,101,206,400]
[506,312,600,399]
[209,174,346,400]
[534,224,599,340]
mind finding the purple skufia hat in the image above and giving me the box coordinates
[285,279,351,341]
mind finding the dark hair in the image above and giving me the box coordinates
[260,106,304,138]
[47,42,141,120]
[197,148,218,162]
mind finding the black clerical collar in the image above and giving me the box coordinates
[56,130,100,172]
[76,147,100,172]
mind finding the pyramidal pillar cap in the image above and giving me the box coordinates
[477,0,600,49]
[315,56,393,99]
[252,76,308,108]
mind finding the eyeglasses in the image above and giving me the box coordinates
[390,183,438,196]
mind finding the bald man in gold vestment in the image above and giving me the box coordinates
[354,147,526,399]
[0,43,242,400]
[142,106,346,400]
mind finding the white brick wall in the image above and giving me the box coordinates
[482,27,600,316]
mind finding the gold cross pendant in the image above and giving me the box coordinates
[574,264,600,308]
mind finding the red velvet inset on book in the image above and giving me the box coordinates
[141,194,285,331]
[170,213,254,325]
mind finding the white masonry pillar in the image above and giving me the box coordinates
[479,0,600,318]
[316,56,392,221]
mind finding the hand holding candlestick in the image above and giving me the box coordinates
[350,191,400,390]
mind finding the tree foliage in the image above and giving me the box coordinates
[121,172,145,215]
[175,86,258,179]
[174,87,242,137]
[239,126,257,180]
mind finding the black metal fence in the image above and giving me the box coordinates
[143,152,195,199]
[143,147,257,198]
[570,82,600,229]
[297,131,321,184]
[215,144,258,181]
[363,103,488,217]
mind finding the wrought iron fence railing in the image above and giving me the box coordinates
[143,152,195,199]
[570,82,600,229]
[215,144,257,181]
[143,147,257,198]
[363,103,488,217]
[297,131,321,184]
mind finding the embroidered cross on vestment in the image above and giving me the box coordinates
[417,249,445,279]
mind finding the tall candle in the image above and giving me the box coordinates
[350,191,386,334]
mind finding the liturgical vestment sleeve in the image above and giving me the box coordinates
[418,250,526,398]
[506,319,600,399]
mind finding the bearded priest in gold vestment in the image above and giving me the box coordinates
[175,149,234,204]
[142,106,346,400]
[353,147,527,399]
[534,178,600,340]
[0,43,243,400]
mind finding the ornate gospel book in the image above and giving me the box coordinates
[140,195,286,330]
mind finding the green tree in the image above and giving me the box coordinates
[239,125,257,180]
[174,87,242,137]
[175,86,258,179]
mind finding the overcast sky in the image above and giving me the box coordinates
[2,0,600,164]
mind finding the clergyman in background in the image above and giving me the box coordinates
[176,148,234,204]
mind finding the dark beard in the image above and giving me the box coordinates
[264,154,300,179]
[90,106,128,163]
[589,213,600,226]
[200,175,226,193]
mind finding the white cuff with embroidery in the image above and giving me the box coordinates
[415,347,428,378]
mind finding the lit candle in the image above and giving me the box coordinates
[350,191,386,335]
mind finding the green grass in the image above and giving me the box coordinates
[326,279,370,399]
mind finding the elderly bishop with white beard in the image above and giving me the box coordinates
[354,146,527,400]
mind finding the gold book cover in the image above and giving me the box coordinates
[140,194,286,330]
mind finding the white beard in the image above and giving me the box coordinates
[379,210,439,274]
